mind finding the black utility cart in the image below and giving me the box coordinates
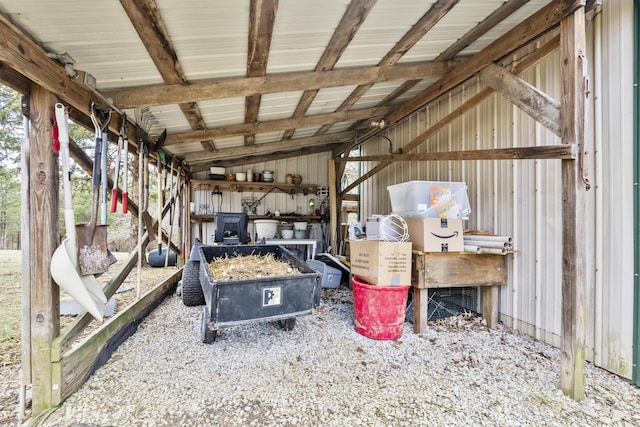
[198,245,321,343]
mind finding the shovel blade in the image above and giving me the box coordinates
[76,224,109,275]
[51,238,106,321]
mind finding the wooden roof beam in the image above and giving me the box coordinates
[183,131,353,165]
[479,63,561,136]
[165,105,392,146]
[388,0,586,124]
[104,60,453,109]
[314,0,460,136]
[119,0,215,152]
[339,34,561,195]
[244,0,278,146]
[190,144,339,171]
[281,0,378,140]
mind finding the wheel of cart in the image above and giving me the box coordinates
[277,318,296,331]
[200,307,217,343]
[182,238,206,306]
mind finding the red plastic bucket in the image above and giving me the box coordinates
[352,276,410,340]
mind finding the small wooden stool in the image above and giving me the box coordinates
[411,252,507,333]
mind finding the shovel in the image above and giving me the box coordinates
[50,103,106,321]
[77,104,110,276]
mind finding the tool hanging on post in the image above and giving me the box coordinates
[122,115,129,213]
[164,156,176,267]
[77,103,110,276]
[100,111,110,225]
[50,102,106,320]
[111,116,125,213]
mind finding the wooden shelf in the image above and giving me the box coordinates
[190,179,318,195]
[191,214,323,223]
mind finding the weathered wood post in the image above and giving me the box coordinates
[27,84,60,413]
[560,5,588,400]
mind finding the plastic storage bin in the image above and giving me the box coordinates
[387,180,471,219]
[306,259,342,288]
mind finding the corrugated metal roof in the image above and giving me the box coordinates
[0,0,565,167]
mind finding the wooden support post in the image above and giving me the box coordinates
[28,84,59,414]
[328,158,338,255]
[560,6,587,401]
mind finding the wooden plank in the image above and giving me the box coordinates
[183,131,352,164]
[339,34,561,194]
[479,63,561,136]
[54,269,181,403]
[337,145,576,162]
[164,106,392,146]
[119,0,214,151]
[104,61,452,109]
[328,159,339,255]
[388,0,585,124]
[282,0,378,140]
[244,0,278,145]
[559,7,587,401]
[482,286,500,328]
[437,0,531,60]
[413,288,429,333]
[411,253,507,289]
[314,0,460,136]
[28,84,59,414]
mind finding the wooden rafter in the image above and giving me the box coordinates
[387,0,585,124]
[191,144,340,171]
[104,60,452,109]
[314,0,460,136]
[244,0,278,146]
[335,145,576,162]
[182,131,353,165]
[436,0,531,61]
[479,63,561,136]
[281,0,378,140]
[165,106,392,146]
[340,34,561,195]
[119,0,215,151]
[350,0,530,127]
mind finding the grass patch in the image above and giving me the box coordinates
[0,250,22,365]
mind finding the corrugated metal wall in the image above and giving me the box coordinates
[360,2,636,379]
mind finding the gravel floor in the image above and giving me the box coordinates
[32,287,640,427]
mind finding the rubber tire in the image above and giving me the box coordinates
[181,260,205,306]
[147,248,177,267]
[201,308,217,344]
[278,318,296,331]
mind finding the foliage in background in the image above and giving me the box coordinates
[0,85,148,249]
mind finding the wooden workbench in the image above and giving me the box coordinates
[411,252,507,333]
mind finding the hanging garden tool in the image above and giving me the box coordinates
[77,103,110,276]
[51,103,107,320]
[164,156,176,267]
[121,119,129,214]
[110,116,125,213]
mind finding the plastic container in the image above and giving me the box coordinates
[387,180,471,219]
[295,229,307,239]
[306,259,342,288]
[293,221,307,230]
[254,219,279,239]
[352,276,410,340]
[281,229,294,239]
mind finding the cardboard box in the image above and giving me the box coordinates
[405,218,464,253]
[349,240,412,286]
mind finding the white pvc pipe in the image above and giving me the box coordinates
[464,244,482,253]
[463,234,512,243]
[463,239,509,249]
[483,247,508,255]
